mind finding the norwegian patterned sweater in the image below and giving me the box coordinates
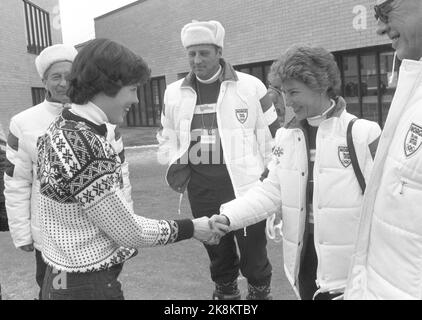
[37,109,194,273]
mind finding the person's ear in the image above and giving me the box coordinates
[42,78,48,90]
[217,47,223,57]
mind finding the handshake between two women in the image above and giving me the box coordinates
[192,215,231,246]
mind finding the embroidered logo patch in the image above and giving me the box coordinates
[404,123,422,158]
[236,109,248,124]
[273,147,284,158]
[338,146,352,168]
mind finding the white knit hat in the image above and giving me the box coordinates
[35,44,78,79]
[181,20,225,49]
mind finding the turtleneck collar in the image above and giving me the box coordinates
[196,65,222,84]
[68,101,121,149]
[70,101,109,126]
[306,99,336,127]
[182,59,238,89]
[44,99,66,110]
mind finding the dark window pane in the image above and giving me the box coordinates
[251,66,264,82]
[23,0,51,54]
[361,54,379,123]
[380,51,399,126]
[125,77,166,127]
[31,87,45,105]
[264,65,271,86]
[343,55,360,117]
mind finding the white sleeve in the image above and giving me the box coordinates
[4,119,34,248]
[221,163,282,230]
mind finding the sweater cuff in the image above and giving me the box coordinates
[174,219,194,242]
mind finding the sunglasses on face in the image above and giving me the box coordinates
[374,0,394,24]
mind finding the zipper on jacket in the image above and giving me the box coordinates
[294,128,310,288]
[215,83,247,237]
[399,181,407,195]
[312,128,323,288]
[164,87,197,190]
[399,178,422,195]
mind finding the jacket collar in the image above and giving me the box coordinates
[181,59,238,89]
[43,99,66,111]
[285,96,347,130]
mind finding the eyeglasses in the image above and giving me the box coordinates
[374,0,394,24]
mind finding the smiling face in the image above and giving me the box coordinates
[102,84,139,125]
[282,80,326,121]
[187,44,222,80]
[43,61,72,103]
[376,0,422,60]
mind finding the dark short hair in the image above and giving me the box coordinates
[67,38,151,104]
[269,45,341,99]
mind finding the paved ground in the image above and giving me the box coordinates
[119,127,160,147]
[0,146,297,300]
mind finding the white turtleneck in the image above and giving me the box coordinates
[196,65,222,84]
[307,99,336,127]
[69,101,122,153]
[70,101,108,125]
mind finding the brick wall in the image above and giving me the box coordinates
[0,0,62,129]
[95,0,391,83]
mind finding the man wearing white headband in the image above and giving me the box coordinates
[345,0,422,299]
[158,20,280,300]
[4,44,77,299]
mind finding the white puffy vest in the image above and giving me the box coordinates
[346,59,422,300]
[279,111,379,295]
[221,108,380,297]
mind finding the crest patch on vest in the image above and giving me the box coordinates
[338,146,351,168]
[235,109,248,124]
[404,123,422,158]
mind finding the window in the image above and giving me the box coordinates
[234,61,274,86]
[335,45,399,127]
[23,0,52,55]
[126,77,166,127]
[31,87,45,106]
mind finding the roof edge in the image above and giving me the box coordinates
[95,0,147,21]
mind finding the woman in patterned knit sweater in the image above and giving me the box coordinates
[37,39,228,300]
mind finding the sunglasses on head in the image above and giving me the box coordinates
[374,0,394,24]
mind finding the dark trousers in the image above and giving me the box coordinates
[42,263,124,300]
[187,181,272,287]
[298,232,341,300]
[35,249,47,300]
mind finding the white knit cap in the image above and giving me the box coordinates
[181,20,225,49]
[35,44,78,79]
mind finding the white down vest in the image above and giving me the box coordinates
[222,103,380,297]
[346,59,422,300]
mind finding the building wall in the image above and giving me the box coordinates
[95,0,391,83]
[0,0,62,128]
